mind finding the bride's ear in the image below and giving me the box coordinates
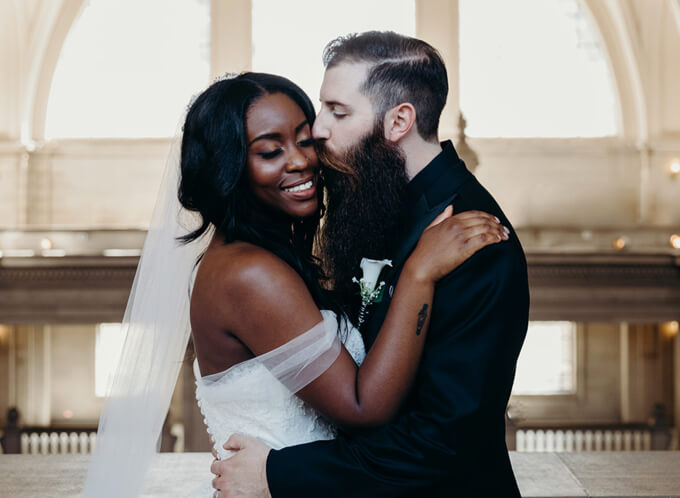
[383,103,416,143]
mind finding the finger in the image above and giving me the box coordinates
[210,458,224,476]
[449,210,501,224]
[224,433,245,451]
[426,205,453,230]
[464,231,507,254]
[459,223,508,242]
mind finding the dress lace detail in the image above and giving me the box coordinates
[188,310,366,497]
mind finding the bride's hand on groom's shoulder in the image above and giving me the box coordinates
[407,205,510,283]
[210,434,272,498]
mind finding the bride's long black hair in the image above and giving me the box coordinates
[178,73,337,312]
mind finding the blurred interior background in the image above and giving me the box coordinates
[0,0,679,455]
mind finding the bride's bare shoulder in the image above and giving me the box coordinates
[195,240,310,309]
[193,240,323,353]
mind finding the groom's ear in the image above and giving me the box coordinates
[383,103,416,143]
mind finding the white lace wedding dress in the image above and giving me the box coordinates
[188,310,366,497]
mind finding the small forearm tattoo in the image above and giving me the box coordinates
[416,304,429,336]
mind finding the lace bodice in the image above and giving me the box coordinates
[193,310,366,460]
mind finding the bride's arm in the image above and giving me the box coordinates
[220,210,507,428]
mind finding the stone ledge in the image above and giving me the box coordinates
[1,452,679,497]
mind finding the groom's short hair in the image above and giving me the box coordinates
[322,31,448,142]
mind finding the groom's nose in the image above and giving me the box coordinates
[312,109,330,140]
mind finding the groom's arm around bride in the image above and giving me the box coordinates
[266,142,530,498]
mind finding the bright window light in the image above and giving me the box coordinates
[45,0,210,139]
[95,323,127,397]
[459,0,619,137]
[512,321,577,395]
[252,0,415,109]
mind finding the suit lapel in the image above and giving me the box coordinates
[361,191,458,348]
[359,141,472,348]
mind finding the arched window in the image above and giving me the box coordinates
[45,0,210,139]
[459,0,619,137]
[252,0,415,107]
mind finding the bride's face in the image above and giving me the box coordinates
[245,92,320,219]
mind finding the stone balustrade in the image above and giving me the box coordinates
[1,452,679,497]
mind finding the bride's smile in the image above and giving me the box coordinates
[245,92,320,219]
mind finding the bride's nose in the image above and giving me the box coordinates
[286,148,310,172]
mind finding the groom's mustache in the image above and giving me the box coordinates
[314,139,359,189]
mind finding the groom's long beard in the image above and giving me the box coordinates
[316,123,409,324]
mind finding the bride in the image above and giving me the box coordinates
[82,72,507,497]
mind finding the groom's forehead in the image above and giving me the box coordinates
[320,61,371,104]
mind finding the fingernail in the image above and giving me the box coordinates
[494,216,501,223]
[503,226,510,233]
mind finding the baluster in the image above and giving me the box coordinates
[526,430,536,452]
[39,433,49,454]
[69,433,79,453]
[584,431,593,451]
[594,431,603,451]
[643,431,651,451]
[29,433,40,454]
[59,433,69,453]
[79,432,89,454]
[89,433,97,452]
[614,431,623,451]
[545,430,555,452]
[565,431,574,452]
[574,431,584,452]
[536,430,546,452]
[49,433,59,454]
[516,430,525,452]
[20,434,29,454]
[555,431,565,452]
[633,431,642,451]
[623,431,633,450]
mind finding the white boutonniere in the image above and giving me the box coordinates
[352,258,392,329]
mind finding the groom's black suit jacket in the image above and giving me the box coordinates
[267,141,529,497]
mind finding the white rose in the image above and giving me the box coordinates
[359,258,393,292]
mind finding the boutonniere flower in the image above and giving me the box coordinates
[352,258,392,329]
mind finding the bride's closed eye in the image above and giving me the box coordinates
[258,149,283,159]
[298,137,315,147]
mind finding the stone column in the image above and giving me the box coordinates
[210,0,252,79]
[415,0,460,139]
[13,326,51,426]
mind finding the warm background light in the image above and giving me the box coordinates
[670,159,680,177]
[661,321,679,338]
[0,325,10,345]
[613,237,627,250]
[671,234,680,249]
[40,238,53,250]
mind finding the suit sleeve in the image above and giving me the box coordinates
[266,241,529,497]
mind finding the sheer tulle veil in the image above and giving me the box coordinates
[81,125,211,497]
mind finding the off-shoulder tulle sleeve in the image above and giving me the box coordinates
[257,309,342,393]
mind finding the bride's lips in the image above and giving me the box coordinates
[281,176,317,201]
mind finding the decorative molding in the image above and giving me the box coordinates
[528,252,680,322]
[0,250,679,324]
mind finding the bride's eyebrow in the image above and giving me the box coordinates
[249,120,309,146]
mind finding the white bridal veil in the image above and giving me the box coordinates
[82,104,342,496]
[81,135,208,497]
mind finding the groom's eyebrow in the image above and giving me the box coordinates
[323,100,349,109]
[248,120,309,146]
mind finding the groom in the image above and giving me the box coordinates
[211,31,529,497]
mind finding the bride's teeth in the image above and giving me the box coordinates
[284,180,313,193]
